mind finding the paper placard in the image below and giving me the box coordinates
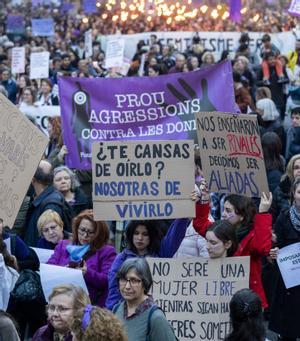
[40,263,89,302]
[105,38,125,68]
[31,247,54,264]
[30,52,50,79]
[92,140,195,220]
[147,256,250,341]
[277,242,300,289]
[11,47,25,74]
[195,112,269,197]
[0,93,48,228]
[84,29,93,58]
[6,15,25,35]
[4,238,11,255]
[31,18,54,37]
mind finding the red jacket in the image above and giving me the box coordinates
[193,203,272,308]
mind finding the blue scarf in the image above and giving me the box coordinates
[66,244,90,262]
[289,205,300,233]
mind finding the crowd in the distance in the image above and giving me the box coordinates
[1,1,300,341]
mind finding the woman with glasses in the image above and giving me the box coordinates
[113,258,177,341]
[37,209,70,250]
[32,284,90,341]
[47,210,116,307]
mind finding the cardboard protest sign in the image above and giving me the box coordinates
[105,38,125,68]
[31,19,54,37]
[277,242,300,289]
[11,47,25,74]
[6,15,25,35]
[58,61,237,170]
[84,29,93,58]
[92,140,195,220]
[147,257,250,341]
[0,93,48,228]
[30,52,50,79]
[195,112,269,197]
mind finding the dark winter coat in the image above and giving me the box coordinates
[271,176,291,224]
[269,209,300,338]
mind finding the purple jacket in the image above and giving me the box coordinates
[47,240,116,307]
[32,323,72,341]
[106,218,190,310]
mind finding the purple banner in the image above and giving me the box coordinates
[288,0,300,17]
[229,0,241,22]
[6,15,25,34]
[83,0,97,13]
[58,61,237,170]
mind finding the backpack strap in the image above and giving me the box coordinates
[112,300,122,314]
[10,234,17,256]
[146,305,159,338]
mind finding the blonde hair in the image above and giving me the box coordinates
[48,284,90,307]
[37,209,63,235]
[71,306,127,341]
[283,154,300,183]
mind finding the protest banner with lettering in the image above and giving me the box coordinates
[84,29,93,58]
[30,51,50,79]
[58,60,237,170]
[147,257,250,341]
[11,47,25,74]
[101,31,295,61]
[105,38,125,68]
[0,93,48,228]
[31,18,55,37]
[277,242,300,289]
[195,112,269,197]
[92,140,195,220]
[6,15,25,35]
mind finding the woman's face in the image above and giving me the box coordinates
[54,170,72,194]
[133,225,150,255]
[205,54,214,64]
[293,159,300,179]
[47,294,73,333]
[206,231,231,258]
[148,67,158,77]
[119,269,145,304]
[41,81,51,95]
[294,183,300,207]
[19,76,27,88]
[78,218,95,245]
[222,201,243,225]
[41,221,63,244]
[23,89,33,104]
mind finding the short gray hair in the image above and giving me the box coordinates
[53,165,80,192]
[117,258,153,293]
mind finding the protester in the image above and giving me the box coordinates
[36,78,59,106]
[47,210,116,307]
[37,209,70,250]
[32,284,90,341]
[53,166,90,217]
[225,289,268,341]
[286,107,300,161]
[0,67,17,104]
[113,258,177,341]
[106,215,191,310]
[269,177,300,341]
[193,182,272,308]
[71,305,127,341]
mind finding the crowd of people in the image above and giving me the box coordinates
[1,0,300,341]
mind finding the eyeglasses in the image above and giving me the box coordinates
[78,227,95,237]
[46,304,72,315]
[119,278,142,287]
[42,224,59,234]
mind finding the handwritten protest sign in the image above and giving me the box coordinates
[147,257,250,341]
[11,47,25,74]
[92,140,195,220]
[195,112,269,197]
[84,29,93,58]
[105,38,125,68]
[6,15,25,35]
[277,242,300,289]
[0,93,48,228]
[31,18,54,37]
[59,61,236,170]
[30,51,50,79]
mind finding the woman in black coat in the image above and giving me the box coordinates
[269,177,300,341]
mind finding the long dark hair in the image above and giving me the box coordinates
[225,289,266,341]
[261,132,284,172]
[224,195,257,229]
[206,220,238,257]
[125,220,164,255]
[0,235,18,271]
